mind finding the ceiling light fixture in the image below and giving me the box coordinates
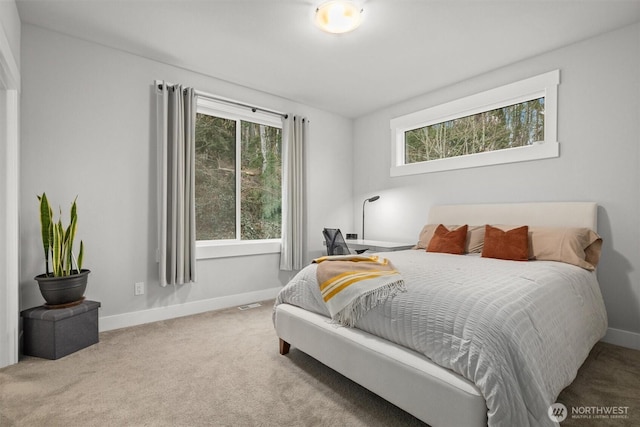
[315,1,363,34]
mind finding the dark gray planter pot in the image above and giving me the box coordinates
[34,269,90,306]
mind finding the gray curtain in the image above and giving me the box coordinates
[156,81,197,286]
[280,115,306,271]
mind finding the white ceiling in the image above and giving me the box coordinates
[15,0,640,118]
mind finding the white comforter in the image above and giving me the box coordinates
[274,250,608,427]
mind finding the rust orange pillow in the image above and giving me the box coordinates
[482,225,529,261]
[426,224,468,255]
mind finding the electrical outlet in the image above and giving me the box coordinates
[134,282,145,296]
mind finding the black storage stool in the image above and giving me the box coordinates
[21,300,101,360]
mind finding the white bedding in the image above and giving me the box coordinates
[274,250,608,427]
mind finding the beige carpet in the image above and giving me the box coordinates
[0,300,638,426]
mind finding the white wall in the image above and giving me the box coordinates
[19,24,353,324]
[0,0,20,68]
[0,0,21,368]
[353,23,640,346]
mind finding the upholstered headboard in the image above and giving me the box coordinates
[427,202,598,231]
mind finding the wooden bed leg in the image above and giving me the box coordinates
[279,338,291,355]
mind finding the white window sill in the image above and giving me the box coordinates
[390,141,559,176]
[196,239,281,260]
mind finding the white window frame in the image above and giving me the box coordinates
[195,97,282,259]
[390,70,560,177]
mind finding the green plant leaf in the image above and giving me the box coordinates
[38,193,52,275]
[47,205,53,263]
[77,240,84,272]
[67,201,78,274]
[52,220,62,276]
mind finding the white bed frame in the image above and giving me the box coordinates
[274,202,598,427]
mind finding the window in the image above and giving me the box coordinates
[195,97,282,258]
[390,70,559,176]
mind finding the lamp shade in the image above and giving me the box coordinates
[315,1,363,34]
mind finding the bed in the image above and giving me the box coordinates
[273,202,608,427]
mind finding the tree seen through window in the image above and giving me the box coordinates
[195,113,282,241]
[405,97,545,164]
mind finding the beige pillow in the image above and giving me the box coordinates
[413,224,484,253]
[466,225,485,253]
[413,224,441,250]
[528,227,602,271]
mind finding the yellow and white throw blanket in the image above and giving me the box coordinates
[313,255,406,327]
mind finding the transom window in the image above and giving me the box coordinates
[195,98,282,244]
[405,97,545,163]
[391,70,559,176]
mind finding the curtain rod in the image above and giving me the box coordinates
[155,81,288,119]
[195,90,288,120]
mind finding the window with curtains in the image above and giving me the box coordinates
[194,97,282,256]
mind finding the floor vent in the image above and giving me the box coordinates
[238,302,262,311]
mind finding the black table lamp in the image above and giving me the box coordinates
[362,195,380,240]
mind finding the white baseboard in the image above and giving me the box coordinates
[601,327,640,351]
[99,287,281,332]
[100,296,640,352]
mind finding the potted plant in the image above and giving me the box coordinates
[34,193,90,307]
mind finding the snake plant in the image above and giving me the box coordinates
[38,193,84,277]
